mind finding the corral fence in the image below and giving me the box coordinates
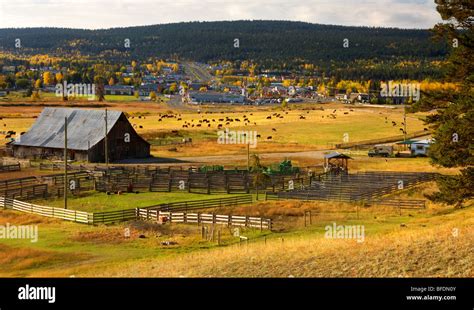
[265,193,426,210]
[0,195,255,225]
[91,195,254,225]
[142,195,253,212]
[136,209,272,230]
[0,176,48,200]
[0,196,91,224]
[0,163,21,172]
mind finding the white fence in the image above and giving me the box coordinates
[136,208,272,230]
[0,196,91,224]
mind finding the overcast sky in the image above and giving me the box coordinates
[0,0,441,29]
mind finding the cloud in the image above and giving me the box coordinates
[0,0,442,29]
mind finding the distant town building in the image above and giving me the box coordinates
[105,85,134,96]
[187,91,245,104]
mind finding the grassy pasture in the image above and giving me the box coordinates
[0,185,471,277]
[32,191,241,213]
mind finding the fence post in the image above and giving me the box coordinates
[217,230,221,245]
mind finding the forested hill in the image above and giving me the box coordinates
[0,20,446,65]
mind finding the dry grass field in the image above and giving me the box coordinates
[0,100,430,159]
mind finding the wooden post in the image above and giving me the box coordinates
[64,116,68,210]
[217,230,221,245]
[104,109,109,170]
[304,211,307,227]
[309,211,312,225]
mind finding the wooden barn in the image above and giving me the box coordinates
[12,107,150,162]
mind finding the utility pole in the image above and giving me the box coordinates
[64,116,68,209]
[104,109,109,170]
[403,104,407,142]
[247,143,250,171]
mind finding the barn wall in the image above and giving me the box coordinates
[12,145,88,161]
[88,114,150,162]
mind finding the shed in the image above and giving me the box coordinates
[12,107,150,162]
[324,152,352,174]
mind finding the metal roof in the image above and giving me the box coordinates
[324,152,352,159]
[13,107,122,151]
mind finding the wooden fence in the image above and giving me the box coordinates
[0,195,255,225]
[0,163,21,172]
[143,195,254,212]
[266,192,426,209]
[136,209,272,230]
[0,196,91,224]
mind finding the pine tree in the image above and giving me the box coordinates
[421,0,474,207]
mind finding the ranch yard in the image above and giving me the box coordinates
[0,99,470,278]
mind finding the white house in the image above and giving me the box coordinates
[410,139,432,156]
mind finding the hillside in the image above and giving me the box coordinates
[0,21,447,68]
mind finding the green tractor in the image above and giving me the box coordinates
[265,159,300,175]
[198,165,224,173]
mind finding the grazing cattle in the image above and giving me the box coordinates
[267,136,272,140]
[272,128,277,132]
[299,116,306,120]
[344,112,349,115]
[266,116,272,119]
[256,134,261,138]
[424,128,428,131]
[139,125,143,129]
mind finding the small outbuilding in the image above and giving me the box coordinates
[12,107,150,162]
[324,152,352,175]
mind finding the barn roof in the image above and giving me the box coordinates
[13,108,122,151]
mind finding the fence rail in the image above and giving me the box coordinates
[266,192,426,209]
[0,196,91,223]
[143,195,254,212]
[0,163,21,172]
[136,209,271,230]
[1,195,255,225]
